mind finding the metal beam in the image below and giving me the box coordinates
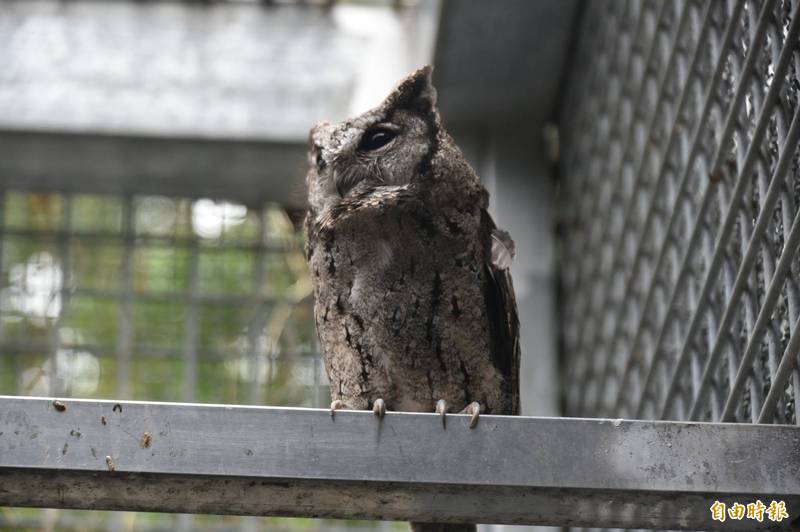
[0,130,308,208]
[0,396,798,530]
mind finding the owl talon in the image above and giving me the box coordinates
[435,399,448,428]
[461,401,481,428]
[372,398,386,418]
[330,399,345,418]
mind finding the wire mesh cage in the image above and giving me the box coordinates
[0,191,349,530]
[559,0,800,425]
[0,192,322,407]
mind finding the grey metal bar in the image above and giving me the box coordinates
[179,225,200,532]
[69,287,290,307]
[247,207,268,407]
[241,205,265,532]
[0,396,798,530]
[0,339,315,362]
[0,226,293,254]
[181,242,200,404]
[759,313,800,423]
[0,190,8,392]
[0,131,308,209]
[48,194,72,397]
[116,195,134,400]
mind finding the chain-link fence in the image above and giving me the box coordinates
[560,0,800,426]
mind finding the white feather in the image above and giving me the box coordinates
[491,229,515,270]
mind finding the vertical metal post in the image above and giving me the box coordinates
[48,194,72,397]
[177,201,200,532]
[182,236,199,404]
[110,195,136,532]
[0,190,10,394]
[116,195,134,400]
[241,206,267,532]
[248,206,267,407]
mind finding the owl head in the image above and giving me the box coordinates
[306,66,440,214]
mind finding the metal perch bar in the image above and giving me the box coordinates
[0,396,798,530]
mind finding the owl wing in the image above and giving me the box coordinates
[482,211,521,415]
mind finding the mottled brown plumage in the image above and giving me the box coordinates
[304,66,520,531]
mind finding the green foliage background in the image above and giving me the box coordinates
[0,191,402,531]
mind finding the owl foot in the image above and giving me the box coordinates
[330,399,346,418]
[372,398,386,419]
[435,399,448,428]
[460,401,481,429]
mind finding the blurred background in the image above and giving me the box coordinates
[0,0,576,530]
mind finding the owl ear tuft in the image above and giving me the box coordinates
[385,65,438,116]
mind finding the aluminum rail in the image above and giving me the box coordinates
[0,396,798,529]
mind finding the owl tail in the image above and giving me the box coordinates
[409,523,476,532]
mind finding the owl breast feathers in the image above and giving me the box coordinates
[304,65,520,418]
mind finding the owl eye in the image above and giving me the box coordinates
[358,127,397,151]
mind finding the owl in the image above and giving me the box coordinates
[304,67,520,530]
